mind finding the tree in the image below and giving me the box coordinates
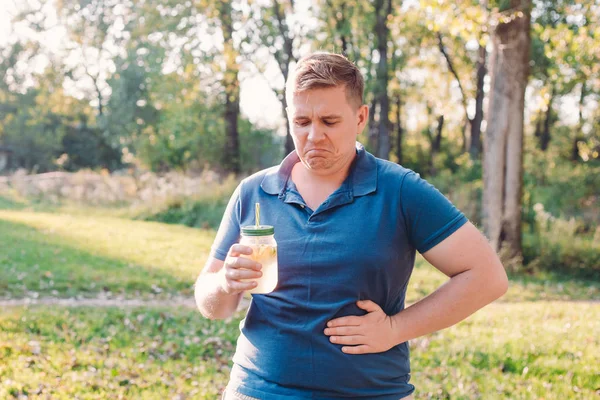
[483,0,532,262]
[372,0,393,160]
[219,0,241,173]
[316,0,378,153]
[251,0,302,156]
[470,0,489,160]
[425,0,490,158]
[531,0,600,158]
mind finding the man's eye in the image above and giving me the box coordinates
[295,121,310,127]
[324,121,337,126]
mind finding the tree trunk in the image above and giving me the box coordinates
[367,98,379,153]
[338,2,349,55]
[282,96,294,155]
[395,94,403,165]
[572,81,587,161]
[483,0,531,262]
[540,88,553,151]
[220,0,241,173]
[374,0,392,160]
[271,0,297,156]
[429,115,444,176]
[340,35,348,55]
[470,41,487,159]
[434,115,444,153]
[470,0,488,159]
[534,112,542,138]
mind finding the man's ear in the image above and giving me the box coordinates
[357,104,369,134]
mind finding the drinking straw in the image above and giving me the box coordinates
[255,202,260,228]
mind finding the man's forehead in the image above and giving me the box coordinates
[289,90,348,115]
[289,103,341,116]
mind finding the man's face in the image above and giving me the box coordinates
[288,85,368,175]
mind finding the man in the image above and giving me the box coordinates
[195,52,508,400]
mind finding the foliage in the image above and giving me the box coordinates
[0,0,598,276]
[523,146,600,224]
[140,175,239,230]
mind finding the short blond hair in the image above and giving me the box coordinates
[286,52,364,109]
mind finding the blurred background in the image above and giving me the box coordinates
[0,0,599,399]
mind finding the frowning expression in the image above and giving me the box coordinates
[287,85,368,175]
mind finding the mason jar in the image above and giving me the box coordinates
[239,225,278,294]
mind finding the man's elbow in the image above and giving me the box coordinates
[195,299,227,320]
[194,284,233,321]
[492,264,509,300]
[199,309,226,321]
[194,284,216,320]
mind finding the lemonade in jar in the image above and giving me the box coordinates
[240,225,278,294]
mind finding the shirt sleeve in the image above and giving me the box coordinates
[400,171,468,254]
[209,182,243,261]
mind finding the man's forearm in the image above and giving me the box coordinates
[391,268,508,344]
[195,272,242,320]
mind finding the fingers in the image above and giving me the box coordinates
[355,300,381,312]
[324,326,360,336]
[228,244,253,258]
[225,267,262,281]
[328,335,364,345]
[221,244,262,294]
[341,345,371,355]
[226,255,262,271]
[223,279,257,294]
[327,316,361,328]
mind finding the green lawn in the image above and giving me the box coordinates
[0,210,214,299]
[1,209,597,302]
[1,303,598,399]
[1,208,599,399]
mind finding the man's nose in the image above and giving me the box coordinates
[307,122,324,141]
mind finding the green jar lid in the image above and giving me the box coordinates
[241,225,274,236]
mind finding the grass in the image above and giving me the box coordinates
[0,303,598,399]
[1,209,598,303]
[0,306,235,399]
[1,207,599,398]
[0,210,214,299]
[411,301,600,399]
[0,195,27,210]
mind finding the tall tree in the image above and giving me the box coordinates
[470,0,489,159]
[373,0,393,159]
[483,0,532,262]
[219,0,241,173]
[531,0,599,157]
[55,0,132,120]
[317,0,379,153]
[429,0,489,158]
[252,0,300,156]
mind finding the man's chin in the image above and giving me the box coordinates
[303,157,332,171]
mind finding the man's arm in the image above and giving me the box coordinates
[324,222,508,354]
[390,221,508,343]
[195,245,262,320]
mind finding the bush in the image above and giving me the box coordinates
[523,147,600,225]
[427,153,483,225]
[140,175,239,230]
[428,149,599,275]
[522,203,600,277]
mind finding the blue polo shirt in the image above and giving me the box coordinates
[210,142,467,399]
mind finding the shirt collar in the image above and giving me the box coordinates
[260,142,378,198]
